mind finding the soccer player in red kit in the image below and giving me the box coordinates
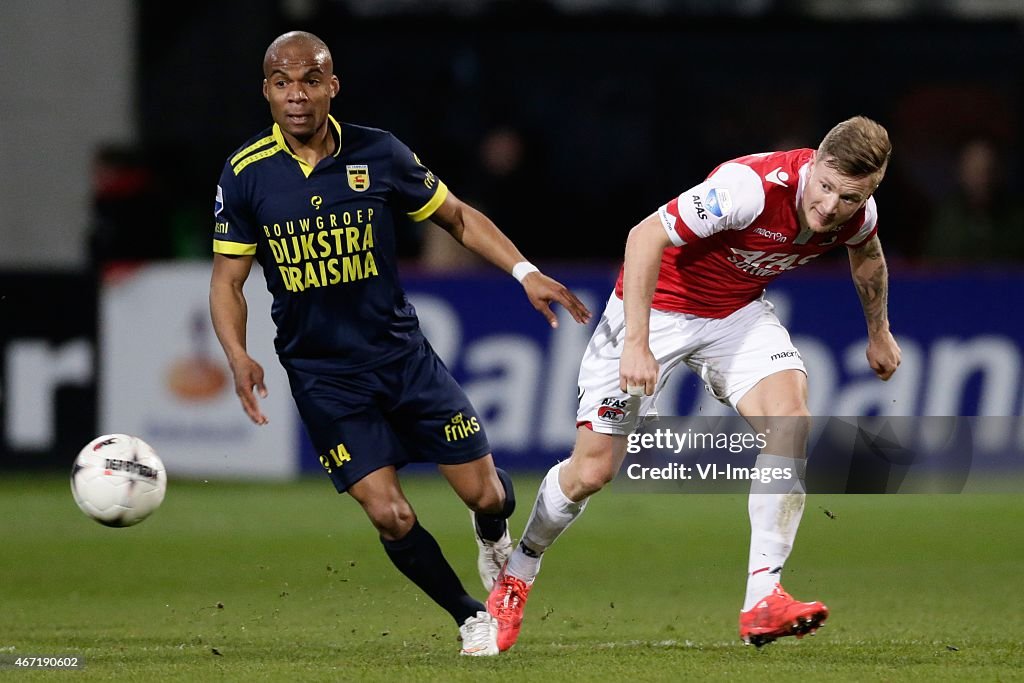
[488,116,901,649]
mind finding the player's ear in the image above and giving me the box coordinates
[330,75,340,98]
[262,78,270,101]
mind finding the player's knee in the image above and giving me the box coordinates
[775,404,811,434]
[567,461,615,499]
[461,467,515,517]
[759,405,811,455]
[465,484,504,514]
[363,500,416,540]
[778,403,811,419]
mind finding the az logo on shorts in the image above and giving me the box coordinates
[598,405,625,423]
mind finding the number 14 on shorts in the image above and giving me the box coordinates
[320,442,352,473]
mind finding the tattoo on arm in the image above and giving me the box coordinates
[852,237,889,334]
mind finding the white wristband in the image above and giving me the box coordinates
[512,261,539,283]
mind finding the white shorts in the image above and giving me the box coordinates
[576,292,806,435]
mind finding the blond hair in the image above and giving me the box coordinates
[817,116,891,181]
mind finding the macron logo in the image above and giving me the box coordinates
[753,227,787,243]
[765,167,790,187]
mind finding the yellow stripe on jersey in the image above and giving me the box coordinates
[408,181,449,222]
[230,135,275,166]
[233,145,283,176]
[271,123,314,178]
[262,117,342,179]
[213,239,257,256]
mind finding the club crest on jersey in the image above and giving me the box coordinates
[705,188,733,218]
[347,165,370,192]
[597,405,625,423]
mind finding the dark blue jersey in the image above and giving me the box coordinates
[213,116,446,372]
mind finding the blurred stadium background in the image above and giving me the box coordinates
[1,0,1021,476]
[0,1,1022,678]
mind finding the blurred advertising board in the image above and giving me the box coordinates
[98,263,297,480]
[6,264,1018,478]
[0,272,97,470]
[302,265,1024,473]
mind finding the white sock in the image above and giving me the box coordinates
[743,454,806,611]
[506,461,588,583]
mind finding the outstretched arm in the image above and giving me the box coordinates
[847,235,901,380]
[429,191,591,328]
[210,253,269,424]
[619,213,671,396]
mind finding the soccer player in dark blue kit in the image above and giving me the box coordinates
[208,31,592,656]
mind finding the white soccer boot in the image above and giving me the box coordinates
[472,511,514,591]
[459,610,499,656]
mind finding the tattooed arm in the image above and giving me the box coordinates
[848,235,901,380]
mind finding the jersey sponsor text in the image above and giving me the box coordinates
[727,248,821,277]
[263,209,378,292]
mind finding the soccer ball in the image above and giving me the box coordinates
[70,434,167,527]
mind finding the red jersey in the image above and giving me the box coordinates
[613,148,877,318]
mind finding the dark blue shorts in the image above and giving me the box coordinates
[285,340,491,493]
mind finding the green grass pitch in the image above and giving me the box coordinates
[1,473,1021,681]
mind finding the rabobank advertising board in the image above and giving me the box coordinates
[298,265,1024,473]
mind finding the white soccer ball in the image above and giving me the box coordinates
[70,434,167,527]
